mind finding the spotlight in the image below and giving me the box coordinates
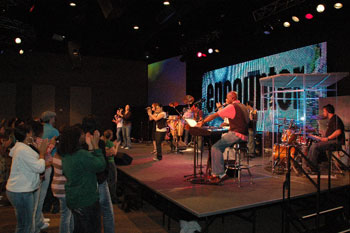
[202,53,207,57]
[316,4,325,13]
[133,25,139,30]
[214,49,220,53]
[197,52,202,58]
[292,16,300,22]
[163,1,170,5]
[15,38,21,44]
[334,3,343,9]
[19,49,24,54]
[69,2,76,7]
[305,13,313,20]
[208,48,213,54]
[283,21,290,27]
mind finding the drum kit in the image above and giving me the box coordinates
[166,95,197,151]
[273,118,316,173]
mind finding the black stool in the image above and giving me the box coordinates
[225,141,253,187]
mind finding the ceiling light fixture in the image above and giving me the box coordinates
[163,1,170,6]
[292,16,300,22]
[214,49,220,53]
[69,2,76,7]
[19,49,24,54]
[197,52,202,58]
[283,21,290,27]
[334,3,343,9]
[15,38,21,44]
[208,48,213,54]
[316,4,325,13]
[133,25,139,30]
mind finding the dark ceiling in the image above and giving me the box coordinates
[0,0,348,62]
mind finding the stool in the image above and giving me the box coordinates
[225,141,253,187]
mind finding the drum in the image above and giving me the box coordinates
[177,119,184,136]
[296,135,307,145]
[273,144,296,160]
[281,129,297,144]
[167,116,178,138]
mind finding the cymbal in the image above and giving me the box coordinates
[169,102,179,108]
[183,95,194,104]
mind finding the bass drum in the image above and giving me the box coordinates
[273,144,296,160]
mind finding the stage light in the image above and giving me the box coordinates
[163,1,170,5]
[283,21,290,27]
[292,16,300,22]
[305,13,313,20]
[197,52,202,58]
[69,2,76,7]
[15,38,21,44]
[300,116,305,121]
[202,53,207,57]
[316,4,325,13]
[133,25,139,30]
[334,3,343,9]
[208,48,213,54]
[214,49,220,53]
[19,49,24,54]
[263,24,273,35]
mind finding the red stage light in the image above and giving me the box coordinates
[29,5,35,12]
[305,13,313,19]
[197,52,202,58]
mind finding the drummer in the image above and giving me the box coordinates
[182,107,194,145]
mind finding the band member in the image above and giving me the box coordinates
[182,107,194,145]
[197,91,249,184]
[112,109,123,143]
[147,104,167,161]
[118,105,132,149]
[148,103,159,154]
[306,104,345,172]
[246,101,257,157]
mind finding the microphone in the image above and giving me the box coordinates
[193,98,206,105]
[214,103,227,112]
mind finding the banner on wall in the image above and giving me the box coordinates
[201,42,327,127]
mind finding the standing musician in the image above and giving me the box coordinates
[147,103,159,154]
[306,104,345,173]
[197,91,250,184]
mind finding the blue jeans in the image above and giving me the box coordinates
[34,166,52,233]
[308,140,337,168]
[122,125,132,148]
[58,197,74,233]
[116,127,122,143]
[211,131,244,176]
[6,189,38,233]
[98,181,115,233]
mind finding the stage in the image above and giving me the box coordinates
[117,142,350,232]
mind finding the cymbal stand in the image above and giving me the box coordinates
[273,123,283,171]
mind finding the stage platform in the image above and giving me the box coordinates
[117,142,350,231]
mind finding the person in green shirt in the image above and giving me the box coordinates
[59,125,106,233]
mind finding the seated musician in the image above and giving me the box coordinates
[307,104,345,172]
[197,91,250,183]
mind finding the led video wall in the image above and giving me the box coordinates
[201,42,327,127]
[148,55,186,106]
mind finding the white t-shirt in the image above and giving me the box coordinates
[156,112,167,132]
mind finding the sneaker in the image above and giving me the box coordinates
[40,223,50,230]
[124,147,130,149]
[44,218,50,223]
[153,156,161,161]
